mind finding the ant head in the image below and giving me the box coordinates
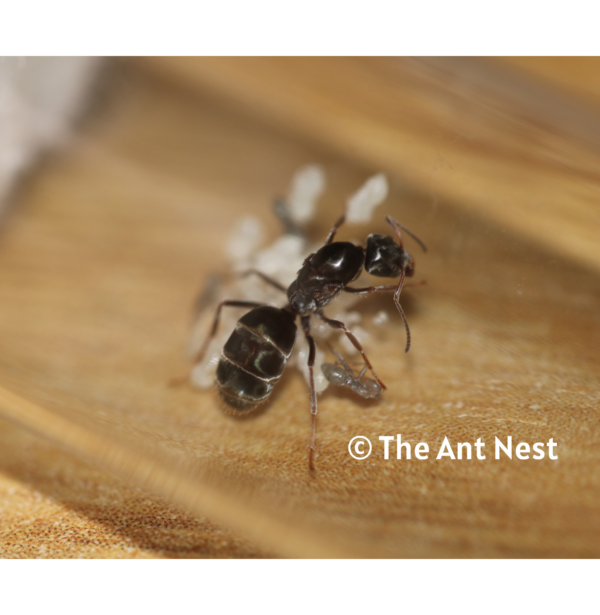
[364,217,425,279]
[365,234,414,278]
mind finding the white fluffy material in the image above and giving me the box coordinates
[346,173,389,224]
[287,164,326,224]
[227,215,266,262]
[189,168,390,394]
[0,57,101,209]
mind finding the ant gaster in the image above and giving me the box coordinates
[192,211,426,470]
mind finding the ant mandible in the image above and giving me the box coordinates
[192,209,426,470]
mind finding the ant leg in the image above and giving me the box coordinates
[325,213,346,245]
[327,343,354,376]
[400,280,427,290]
[238,269,287,292]
[193,300,266,364]
[192,270,285,321]
[343,277,424,353]
[316,310,387,391]
[172,300,266,387]
[343,280,426,295]
[191,274,222,322]
[343,284,397,295]
[301,315,318,472]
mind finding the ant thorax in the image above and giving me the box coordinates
[187,167,392,395]
[287,242,365,315]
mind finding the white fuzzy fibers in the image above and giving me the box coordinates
[0,57,101,210]
[189,171,390,394]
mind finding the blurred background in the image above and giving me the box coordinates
[0,57,599,558]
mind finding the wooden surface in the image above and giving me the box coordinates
[0,59,599,558]
[0,417,267,558]
[139,57,600,272]
[500,57,600,109]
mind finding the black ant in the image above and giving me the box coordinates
[190,210,426,470]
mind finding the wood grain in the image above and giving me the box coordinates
[136,57,600,273]
[0,416,268,558]
[0,60,599,557]
[499,57,600,109]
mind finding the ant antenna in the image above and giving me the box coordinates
[386,216,428,253]
[394,268,412,353]
[309,410,317,473]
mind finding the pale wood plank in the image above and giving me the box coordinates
[135,57,600,273]
[499,57,600,109]
[0,62,598,557]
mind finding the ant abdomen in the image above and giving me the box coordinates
[215,306,297,411]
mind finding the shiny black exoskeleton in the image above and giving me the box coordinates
[216,306,297,410]
[366,233,415,278]
[287,242,365,315]
[195,211,426,469]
